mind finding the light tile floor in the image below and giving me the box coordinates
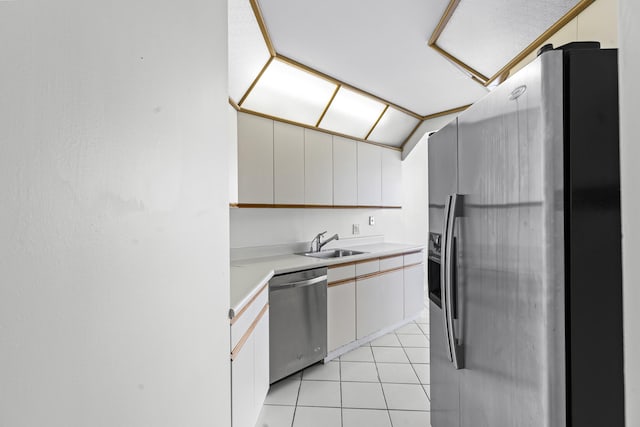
[256,308,430,427]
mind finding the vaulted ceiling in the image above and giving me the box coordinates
[229,0,590,148]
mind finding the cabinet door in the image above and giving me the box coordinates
[305,129,333,205]
[381,149,402,207]
[404,264,425,319]
[231,333,255,427]
[333,136,358,206]
[379,269,405,327]
[357,142,382,206]
[237,113,274,204]
[356,275,382,339]
[253,310,270,413]
[274,122,305,204]
[327,281,356,352]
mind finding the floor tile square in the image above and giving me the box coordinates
[371,333,402,347]
[398,334,430,348]
[341,382,387,409]
[297,380,341,407]
[340,361,379,382]
[340,346,375,362]
[292,406,341,427]
[255,405,295,427]
[302,361,340,381]
[389,410,431,427]
[264,376,301,406]
[382,383,430,410]
[413,364,430,384]
[376,363,420,384]
[342,408,392,427]
[372,347,410,364]
[418,323,430,335]
[404,347,430,364]
[396,323,424,335]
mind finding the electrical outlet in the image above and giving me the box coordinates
[352,224,360,235]
[369,216,375,226]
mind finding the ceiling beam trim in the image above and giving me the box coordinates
[238,56,274,106]
[249,0,276,57]
[365,104,389,141]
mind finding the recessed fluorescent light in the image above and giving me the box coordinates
[242,59,338,126]
[319,87,386,138]
[367,107,420,146]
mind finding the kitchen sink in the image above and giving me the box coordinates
[300,249,367,258]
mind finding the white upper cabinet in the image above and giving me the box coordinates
[237,113,274,204]
[304,129,333,205]
[333,136,358,206]
[382,149,403,207]
[357,142,382,206]
[236,114,402,207]
[274,121,305,204]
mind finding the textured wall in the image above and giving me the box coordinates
[0,1,230,426]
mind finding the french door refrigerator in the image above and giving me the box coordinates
[427,42,624,427]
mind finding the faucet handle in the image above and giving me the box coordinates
[310,231,327,252]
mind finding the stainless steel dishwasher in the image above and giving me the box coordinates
[269,267,327,383]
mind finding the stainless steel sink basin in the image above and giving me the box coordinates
[299,249,367,259]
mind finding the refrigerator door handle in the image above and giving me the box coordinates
[441,194,454,363]
[446,193,464,369]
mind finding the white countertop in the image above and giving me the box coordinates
[230,242,424,318]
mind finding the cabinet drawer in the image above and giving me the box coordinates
[356,259,380,277]
[231,286,268,351]
[404,251,424,266]
[379,255,403,271]
[328,264,356,284]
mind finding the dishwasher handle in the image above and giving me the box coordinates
[269,275,327,290]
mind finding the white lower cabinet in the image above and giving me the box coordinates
[356,274,382,339]
[231,307,269,427]
[356,270,403,339]
[327,281,356,352]
[404,264,425,319]
[253,311,270,410]
[231,333,254,427]
[380,269,405,327]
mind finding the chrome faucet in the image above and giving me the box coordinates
[310,231,339,253]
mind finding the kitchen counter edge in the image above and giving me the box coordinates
[229,242,424,320]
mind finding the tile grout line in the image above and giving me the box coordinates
[398,325,432,398]
[290,375,303,427]
[371,343,395,427]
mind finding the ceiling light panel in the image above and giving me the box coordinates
[242,59,338,126]
[228,0,272,103]
[437,0,581,78]
[367,107,420,147]
[319,87,387,138]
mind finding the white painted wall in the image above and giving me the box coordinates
[0,2,230,427]
[230,139,428,250]
[618,0,640,424]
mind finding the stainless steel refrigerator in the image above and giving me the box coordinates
[428,42,624,427]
